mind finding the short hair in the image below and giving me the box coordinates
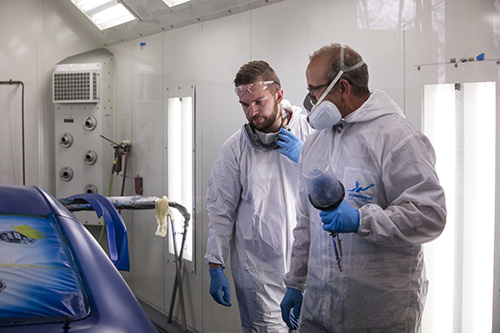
[234,60,281,91]
[310,43,370,96]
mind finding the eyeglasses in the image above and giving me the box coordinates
[307,82,332,93]
[304,81,332,111]
[303,72,342,112]
[235,80,279,97]
[303,93,317,112]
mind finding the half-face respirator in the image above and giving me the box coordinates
[303,46,365,130]
[242,103,292,149]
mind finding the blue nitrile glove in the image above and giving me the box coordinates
[209,267,232,307]
[277,128,303,163]
[320,200,360,233]
[280,288,303,330]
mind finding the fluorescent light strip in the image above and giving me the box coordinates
[71,0,136,30]
[162,0,191,8]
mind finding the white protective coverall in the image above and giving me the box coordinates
[205,105,313,332]
[285,90,447,333]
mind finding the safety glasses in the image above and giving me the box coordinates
[235,80,278,97]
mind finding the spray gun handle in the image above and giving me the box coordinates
[330,232,343,272]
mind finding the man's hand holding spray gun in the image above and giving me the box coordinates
[282,158,360,330]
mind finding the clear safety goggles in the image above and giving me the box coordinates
[303,45,365,112]
[235,80,279,97]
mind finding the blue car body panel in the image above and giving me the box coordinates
[0,185,157,332]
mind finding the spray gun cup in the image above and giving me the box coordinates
[302,158,345,209]
[308,181,345,211]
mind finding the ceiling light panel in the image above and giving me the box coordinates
[71,0,136,30]
[163,0,191,8]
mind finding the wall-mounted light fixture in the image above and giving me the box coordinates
[165,86,195,263]
[422,82,496,332]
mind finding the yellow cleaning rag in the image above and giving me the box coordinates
[155,196,170,237]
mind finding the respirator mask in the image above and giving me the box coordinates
[304,46,365,130]
[242,102,290,149]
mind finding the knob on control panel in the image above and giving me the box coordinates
[59,133,73,148]
[83,115,97,131]
[59,167,74,182]
[84,184,98,193]
[84,150,98,165]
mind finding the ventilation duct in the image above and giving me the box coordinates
[53,70,99,103]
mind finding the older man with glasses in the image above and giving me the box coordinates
[281,43,446,332]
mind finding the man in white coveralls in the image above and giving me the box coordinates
[205,60,314,332]
[280,43,447,332]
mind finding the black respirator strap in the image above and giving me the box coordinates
[242,109,290,149]
[242,123,260,147]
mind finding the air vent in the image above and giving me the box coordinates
[53,71,99,103]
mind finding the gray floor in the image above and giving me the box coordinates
[139,299,193,333]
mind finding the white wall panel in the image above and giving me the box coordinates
[313,0,405,109]
[108,33,167,311]
[0,0,100,191]
[252,0,405,114]
[251,0,313,108]
[0,1,37,186]
[131,33,166,311]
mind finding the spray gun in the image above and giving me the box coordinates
[100,135,132,198]
[302,158,345,271]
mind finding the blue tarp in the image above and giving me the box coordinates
[0,214,90,325]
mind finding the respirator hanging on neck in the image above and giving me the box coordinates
[242,106,290,149]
